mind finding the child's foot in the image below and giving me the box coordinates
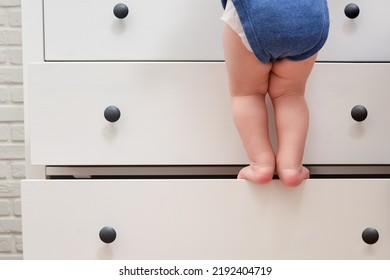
[237,164,275,185]
[277,166,310,187]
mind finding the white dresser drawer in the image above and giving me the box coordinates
[43,0,224,61]
[42,0,390,62]
[28,62,246,165]
[28,62,390,165]
[318,0,390,61]
[303,63,390,164]
[21,179,390,259]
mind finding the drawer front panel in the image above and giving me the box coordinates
[318,0,390,61]
[43,0,390,61]
[28,62,246,165]
[43,0,224,61]
[28,63,390,165]
[303,63,390,164]
[21,179,390,259]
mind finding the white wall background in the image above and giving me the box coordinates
[0,0,24,260]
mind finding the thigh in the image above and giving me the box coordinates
[268,54,317,99]
[223,24,272,97]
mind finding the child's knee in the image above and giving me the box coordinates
[268,79,306,100]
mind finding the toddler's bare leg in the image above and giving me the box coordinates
[223,24,275,184]
[268,55,317,186]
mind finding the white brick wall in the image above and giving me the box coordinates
[0,0,23,260]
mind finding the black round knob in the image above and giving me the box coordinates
[113,3,129,19]
[362,227,379,245]
[344,3,360,19]
[104,106,121,122]
[99,226,117,244]
[351,105,368,122]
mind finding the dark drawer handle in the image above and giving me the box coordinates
[344,3,360,19]
[362,227,379,245]
[351,105,368,122]
[113,3,129,19]
[99,226,117,244]
[104,106,121,123]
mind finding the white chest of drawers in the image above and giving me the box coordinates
[21,0,390,259]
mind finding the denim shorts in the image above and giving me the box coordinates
[221,0,330,64]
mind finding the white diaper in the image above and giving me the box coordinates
[221,0,253,52]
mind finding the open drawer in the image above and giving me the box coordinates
[21,179,390,259]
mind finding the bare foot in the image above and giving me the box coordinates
[237,164,275,184]
[277,166,310,187]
